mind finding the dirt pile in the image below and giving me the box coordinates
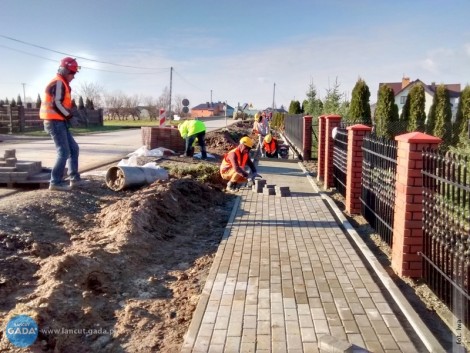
[0,121,253,353]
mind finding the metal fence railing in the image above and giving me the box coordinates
[421,148,470,326]
[360,135,398,246]
[283,114,304,156]
[332,124,348,197]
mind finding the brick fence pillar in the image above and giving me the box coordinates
[302,115,312,160]
[345,124,372,215]
[392,132,442,278]
[317,115,326,182]
[323,115,342,189]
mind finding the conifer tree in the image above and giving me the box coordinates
[17,94,23,106]
[79,96,85,109]
[322,78,343,115]
[348,78,371,124]
[374,85,398,138]
[10,98,16,107]
[407,83,426,132]
[288,100,302,114]
[454,85,470,146]
[304,81,323,118]
[36,94,42,108]
[429,85,452,148]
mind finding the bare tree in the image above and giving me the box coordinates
[75,81,104,108]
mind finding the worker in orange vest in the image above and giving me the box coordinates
[263,134,279,158]
[220,136,261,192]
[40,57,82,191]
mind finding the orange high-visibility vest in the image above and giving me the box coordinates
[263,139,277,154]
[39,75,71,121]
[220,147,249,174]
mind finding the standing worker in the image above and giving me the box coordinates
[178,118,207,159]
[220,136,261,192]
[263,133,279,158]
[252,112,269,158]
[40,57,82,191]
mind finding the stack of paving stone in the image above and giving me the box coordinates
[263,184,275,196]
[252,179,266,193]
[0,149,45,185]
[275,185,291,197]
[251,179,291,197]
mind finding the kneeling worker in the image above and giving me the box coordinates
[220,136,261,192]
[178,118,207,159]
[263,133,278,158]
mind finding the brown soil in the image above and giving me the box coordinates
[0,121,251,353]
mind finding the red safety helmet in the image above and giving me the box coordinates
[60,57,80,73]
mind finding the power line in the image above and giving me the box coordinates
[0,44,169,75]
[0,34,170,71]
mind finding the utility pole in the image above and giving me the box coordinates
[21,83,26,105]
[272,82,276,111]
[168,67,173,119]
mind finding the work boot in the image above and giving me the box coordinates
[225,182,238,193]
[49,183,72,191]
[70,179,90,188]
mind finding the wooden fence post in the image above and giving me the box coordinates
[345,124,372,214]
[392,132,442,278]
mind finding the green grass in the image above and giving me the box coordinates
[104,119,159,127]
[19,125,130,137]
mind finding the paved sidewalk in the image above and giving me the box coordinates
[181,159,445,353]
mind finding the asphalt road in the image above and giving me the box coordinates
[0,117,238,196]
[0,116,237,171]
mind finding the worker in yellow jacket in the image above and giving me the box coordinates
[178,119,207,159]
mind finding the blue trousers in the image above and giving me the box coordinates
[44,120,80,185]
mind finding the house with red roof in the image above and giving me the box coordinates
[379,77,461,120]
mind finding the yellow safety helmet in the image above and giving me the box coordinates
[264,134,272,143]
[254,112,261,122]
[240,136,254,148]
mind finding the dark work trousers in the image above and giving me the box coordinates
[186,131,207,159]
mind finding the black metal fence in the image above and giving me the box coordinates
[283,114,304,156]
[332,124,348,198]
[360,135,398,246]
[421,148,470,326]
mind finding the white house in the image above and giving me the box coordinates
[379,77,461,121]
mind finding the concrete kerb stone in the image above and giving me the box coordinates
[297,162,447,353]
[181,195,241,353]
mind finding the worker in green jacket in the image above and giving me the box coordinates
[178,119,207,159]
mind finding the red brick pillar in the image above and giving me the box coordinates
[392,132,442,278]
[302,115,312,160]
[317,115,326,182]
[323,115,342,189]
[345,124,372,215]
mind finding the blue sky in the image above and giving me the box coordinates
[1,0,469,110]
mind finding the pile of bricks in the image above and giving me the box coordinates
[141,126,185,152]
[0,149,45,185]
